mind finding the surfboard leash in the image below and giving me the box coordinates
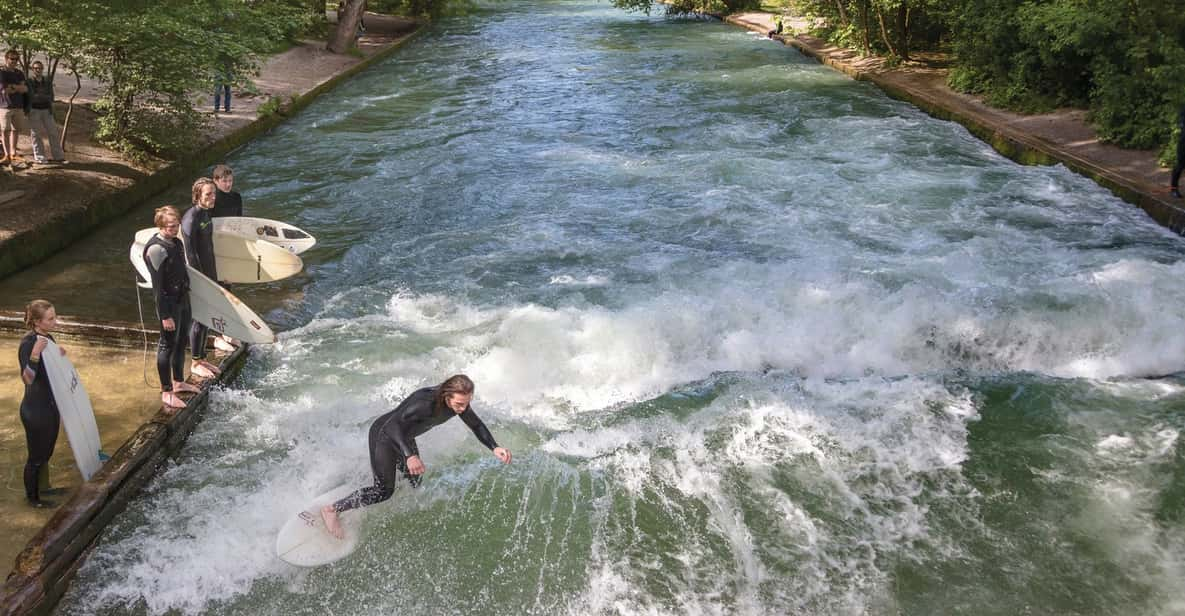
[134,278,154,388]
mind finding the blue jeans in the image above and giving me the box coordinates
[214,83,231,112]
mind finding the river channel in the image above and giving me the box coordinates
[33,1,1185,614]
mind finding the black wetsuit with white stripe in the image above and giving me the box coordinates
[332,387,499,512]
[143,233,191,391]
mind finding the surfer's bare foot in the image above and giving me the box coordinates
[321,505,344,540]
[162,391,186,408]
[214,336,237,352]
[198,359,222,376]
[173,381,200,394]
[191,361,218,379]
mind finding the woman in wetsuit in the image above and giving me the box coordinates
[144,205,201,408]
[181,177,222,380]
[321,374,513,538]
[18,300,63,507]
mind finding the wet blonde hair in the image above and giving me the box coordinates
[154,205,180,228]
[191,177,216,205]
[24,299,54,329]
[212,164,233,180]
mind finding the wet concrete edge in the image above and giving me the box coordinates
[724,14,1185,235]
[0,337,249,616]
[0,25,426,280]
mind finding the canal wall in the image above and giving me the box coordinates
[724,12,1185,235]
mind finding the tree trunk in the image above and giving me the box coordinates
[859,0,872,56]
[832,0,849,25]
[328,0,367,54]
[875,8,899,58]
[895,2,910,61]
[59,65,81,153]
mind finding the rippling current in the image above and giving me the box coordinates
[55,1,1185,614]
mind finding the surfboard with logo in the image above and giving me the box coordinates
[40,340,104,481]
[129,229,275,344]
[276,484,364,567]
[214,217,317,255]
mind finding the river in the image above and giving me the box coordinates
[44,1,1185,614]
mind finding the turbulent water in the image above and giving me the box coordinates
[55,1,1185,614]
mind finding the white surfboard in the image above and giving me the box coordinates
[212,231,304,284]
[276,484,364,567]
[129,229,275,344]
[40,340,104,481]
[187,267,275,344]
[214,217,316,255]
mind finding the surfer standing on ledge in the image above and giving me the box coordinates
[17,300,65,507]
[144,206,201,408]
[321,374,512,539]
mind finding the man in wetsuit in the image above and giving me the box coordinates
[209,164,242,352]
[321,374,512,539]
[181,177,222,379]
[211,164,243,218]
[1172,103,1185,199]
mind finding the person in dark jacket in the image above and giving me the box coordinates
[0,49,28,167]
[320,374,513,539]
[1171,104,1184,199]
[25,61,64,164]
[143,206,201,408]
[181,178,223,379]
[17,300,65,507]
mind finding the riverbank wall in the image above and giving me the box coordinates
[724,12,1185,235]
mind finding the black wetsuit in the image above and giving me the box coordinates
[332,387,500,512]
[212,189,243,218]
[1172,104,1185,194]
[143,233,192,391]
[181,205,217,360]
[18,331,60,503]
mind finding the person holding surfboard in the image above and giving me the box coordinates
[210,164,242,353]
[182,178,224,380]
[320,374,512,539]
[17,300,65,507]
[144,206,202,408]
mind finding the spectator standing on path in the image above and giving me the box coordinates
[214,63,232,114]
[0,49,29,168]
[1171,103,1184,199]
[210,164,242,352]
[181,177,224,380]
[26,61,65,164]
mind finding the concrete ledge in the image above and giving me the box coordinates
[0,312,158,348]
[724,14,1185,235]
[0,343,248,616]
[0,26,425,280]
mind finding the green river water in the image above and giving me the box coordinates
[16,1,1185,614]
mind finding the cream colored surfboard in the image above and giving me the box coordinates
[212,231,304,284]
[276,484,364,567]
[129,229,275,344]
[213,217,316,255]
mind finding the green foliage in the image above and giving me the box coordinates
[1,0,315,158]
[257,96,285,118]
[610,0,760,17]
[950,0,1185,151]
